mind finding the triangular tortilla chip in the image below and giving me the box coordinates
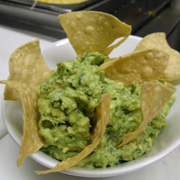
[99,49,169,86]
[134,32,180,81]
[4,40,50,100]
[58,11,131,56]
[118,81,176,147]
[0,80,44,166]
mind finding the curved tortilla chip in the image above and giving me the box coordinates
[4,40,50,101]
[99,49,169,86]
[58,11,131,56]
[118,81,176,147]
[36,93,111,174]
[0,80,44,166]
[134,32,180,81]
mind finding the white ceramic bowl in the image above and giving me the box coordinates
[2,35,180,178]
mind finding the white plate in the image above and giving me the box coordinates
[2,35,180,178]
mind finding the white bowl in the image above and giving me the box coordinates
[2,35,180,178]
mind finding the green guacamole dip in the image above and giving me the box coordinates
[38,52,174,168]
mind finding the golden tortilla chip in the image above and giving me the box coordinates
[36,93,111,174]
[0,80,44,166]
[4,39,50,101]
[118,81,176,147]
[58,11,131,56]
[99,49,169,86]
[134,32,180,81]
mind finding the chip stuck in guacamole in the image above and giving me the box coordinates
[0,10,178,174]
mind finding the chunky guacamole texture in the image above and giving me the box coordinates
[38,52,174,168]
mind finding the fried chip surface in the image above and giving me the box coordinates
[0,80,44,166]
[134,33,180,81]
[36,93,111,174]
[99,49,169,86]
[118,81,176,147]
[58,11,131,56]
[4,40,50,101]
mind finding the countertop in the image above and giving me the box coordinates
[0,24,180,180]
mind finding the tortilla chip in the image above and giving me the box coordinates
[99,49,169,86]
[4,40,50,101]
[118,81,176,147]
[58,11,131,56]
[0,80,44,166]
[134,32,180,81]
[36,93,111,174]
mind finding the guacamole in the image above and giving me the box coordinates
[38,52,174,168]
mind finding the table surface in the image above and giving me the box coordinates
[0,24,180,180]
